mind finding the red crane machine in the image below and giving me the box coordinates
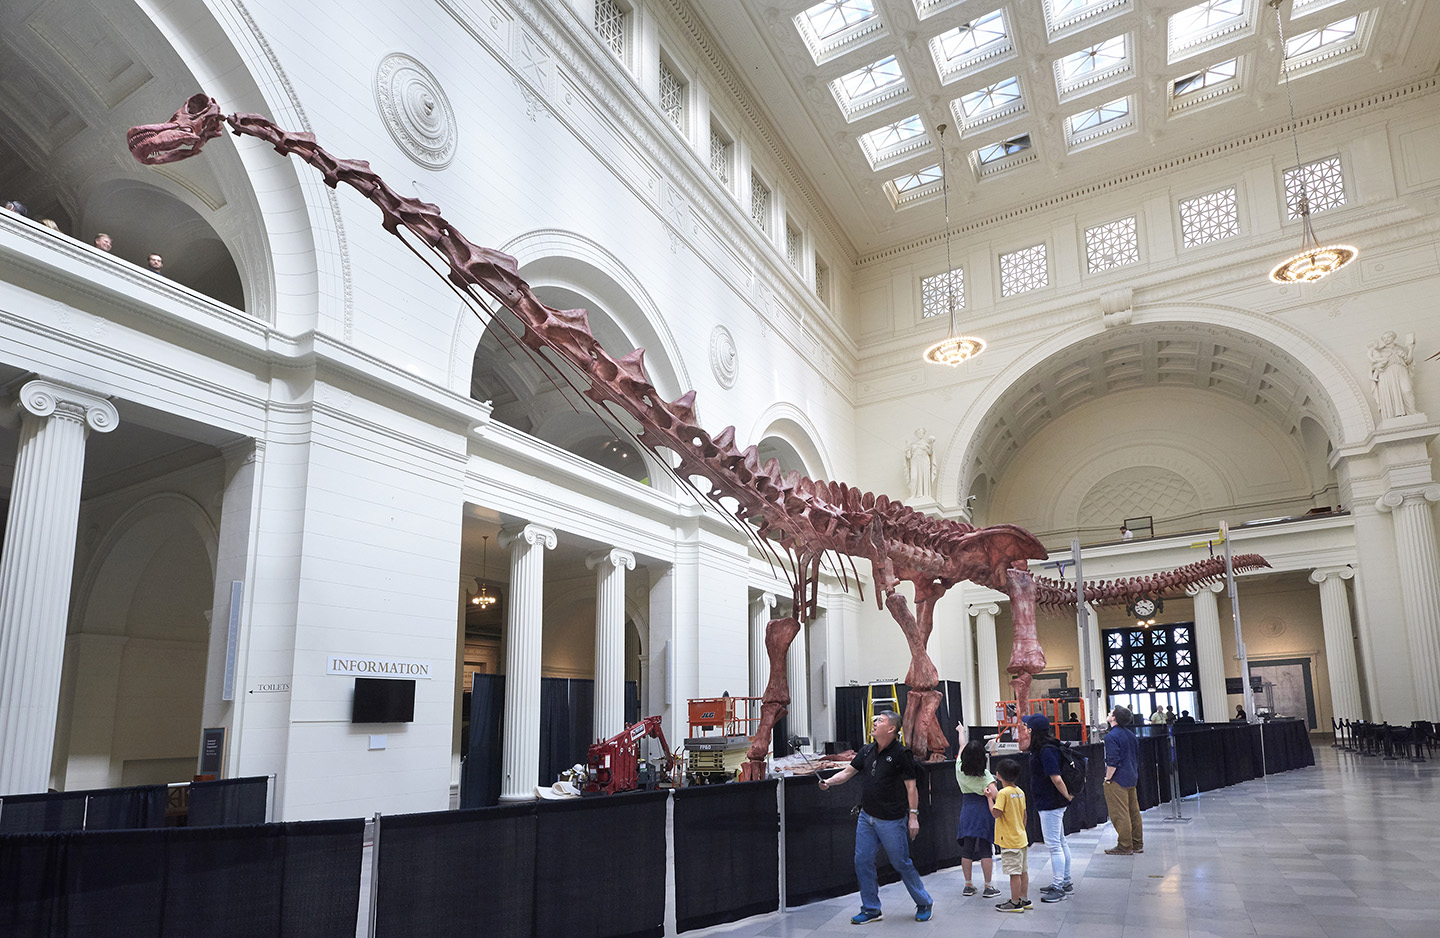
[584,715,678,794]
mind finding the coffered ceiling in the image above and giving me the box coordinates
[691,0,1440,257]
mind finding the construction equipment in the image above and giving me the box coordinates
[995,697,1089,746]
[684,695,760,785]
[584,715,677,795]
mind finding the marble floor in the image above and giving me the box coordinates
[686,744,1440,938]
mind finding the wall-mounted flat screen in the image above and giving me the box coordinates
[352,677,416,723]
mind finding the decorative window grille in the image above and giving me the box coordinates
[1102,624,1200,705]
[1179,187,1239,246]
[1283,156,1345,219]
[709,126,732,184]
[659,61,685,129]
[786,224,801,267]
[595,0,626,58]
[750,175,770,231]
[999,243,1048,296]
[921,268,964,318]
[815,257,830,304]
[1085,216,1139,272]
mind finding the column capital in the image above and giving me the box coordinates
[968,603,1000,618]
[500,523,556,551]
[752,591,777,610]
[1376,484,1440,512]
[586,548,635,572]
[1309,565,1355,585]
[17,379,118,434]
[1185,581,1225,596]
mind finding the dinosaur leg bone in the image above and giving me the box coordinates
[1005,567,1045,713]
[741,615,800,782]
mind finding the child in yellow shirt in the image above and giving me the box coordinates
[987,757,1030,913]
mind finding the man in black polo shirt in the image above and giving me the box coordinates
[818,710,933,924]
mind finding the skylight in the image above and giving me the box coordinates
[802,0,877,40]
[1168,0,1251,61]
[859,115,930,168]
[891,164,942,193]
[931,10,1011,80]
[836,55,905,100]
[977,134,1031,164]
[1042,0,1127,37]
[1057,35,1128,82]
[1286,15,1358,58]
[957,77,1022,122]
[1173,58,1236,95]
[1069,97,1128,134]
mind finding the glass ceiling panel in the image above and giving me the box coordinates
[958,77,1022,118]
[1070,96,1129,132]
[837,55,906,99]
[935,10,1008,64]
[1173,58,1236,95]
[891,164,942,192]
[862,114,927,152]
[1169,0,1244,46]
[977,134,1031,164]
[803,0,878,40]
[1286,15,1358,58]
[1057,35,1127,81]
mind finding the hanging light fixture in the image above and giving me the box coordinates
[1266,0,1357,284]
[923,123,986,366]
[471,535,497,609]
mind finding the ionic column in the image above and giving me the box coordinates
[0,380,118,794]
[749,592,776,700]
[1309,567,1363,722]
[1188,582,1227,723]
[969,603,1001,724]
[587,548,634,741]
[786,618,809,743]
[498,523,556,802]
[1377,486,1440,719]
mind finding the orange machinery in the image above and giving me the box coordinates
[995,697,1089,744]
[684,695,761,784]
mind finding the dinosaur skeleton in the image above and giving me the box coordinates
[128,95,1271,777]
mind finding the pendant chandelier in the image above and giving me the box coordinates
[923,123,986,366]
[1266,0,1357,284]
[471,535,497,609]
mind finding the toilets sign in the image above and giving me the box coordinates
[326,655,433,679]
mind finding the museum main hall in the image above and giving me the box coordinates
[1,1,1438,936]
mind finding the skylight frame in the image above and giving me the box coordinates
[1167,0,1255,64]
[1282,13,1368,74]
[1167,56,1243,115]
[883,163,944,208]
[1065,95,1135,150]
[968,132,1037,178]
[1053,33,1134,100]
[859,114,933,170]
[952,76,1025,135]
[794,0,888,66]
[930,9,1014,84]
[830,54,912,121]
[1041,0,1131,40]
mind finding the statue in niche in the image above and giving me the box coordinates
[1367,331,1417,420]
[905,428,937,501]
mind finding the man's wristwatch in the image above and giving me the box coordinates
[908,809,919,815]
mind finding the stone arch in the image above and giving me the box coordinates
[749,403,836,482]
[940,305,1374,507]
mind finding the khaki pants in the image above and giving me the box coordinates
[1103,780,1143,851]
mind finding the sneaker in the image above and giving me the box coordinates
[1134,846,1145,853]
[1019,897,1033,909]
[995,899,1027,913]
[962,884,977,897]
[915,905,932,922]
[1104,846,1133,855]
[1039,885,1067,903]
[851,910,883,925]
[981,885,1001,899]
[1061,881,1074,894]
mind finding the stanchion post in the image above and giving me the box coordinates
[777,779,788,912]
[368,812,381,938]
[1072,539,1100,742]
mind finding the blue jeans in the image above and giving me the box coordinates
[854,810,932,913]
[1040,807,1072,887]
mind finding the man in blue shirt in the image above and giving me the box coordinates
[1102,705,1143,855]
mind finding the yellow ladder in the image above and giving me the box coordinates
[866,683,905,745]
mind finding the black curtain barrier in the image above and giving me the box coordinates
[78,786,168,831]
[464,673,506,808]
[276,819,365,938]
[833,682,964,757]
[161,825,286,935]
[0,831,67,936]
[1135,737,1164,811]
[187,777,268,827]
[1060,743,1107,835]
[910,759,962,874]
[782,773,880,906]
[63,829,167,937]
[674,781,779,932]
[0,792,87,833]
[533,790,667,938]
[539,678,595,790]
[376,804,535,938]
[1221,726,1256,786]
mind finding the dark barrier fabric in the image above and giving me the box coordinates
[1221,726,1258,785]
[187,777,269,827]
[83,786,167,831]
[539,678,594,791]
[0,819,362,938]
[1263,720,1315,772]
[376,803,534,938]
[783,773,871,906]
[674,781,779,932]
[1136,737,1164,811]
[1060,744,1107,834]
[910,760,962,874]
[534,790,667,938]
[0,792,87,833]
[464,673,506,808]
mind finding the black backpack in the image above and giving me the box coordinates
[1048,741,1087,798]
